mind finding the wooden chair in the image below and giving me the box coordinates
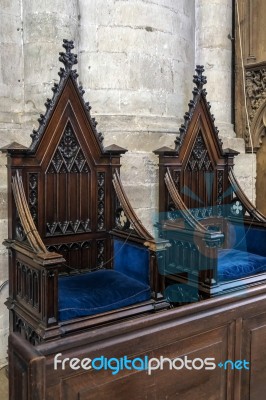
[0,40,169,344]
[154,65,266,301]
[2,46,266,400]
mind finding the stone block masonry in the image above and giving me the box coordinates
[0,0,254,365]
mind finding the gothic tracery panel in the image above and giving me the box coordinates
[45,123,91,236]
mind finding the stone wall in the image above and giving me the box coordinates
[0,0,79,367]
[195,0,256,202]
[0,0,255,365]
[77,0,196,233]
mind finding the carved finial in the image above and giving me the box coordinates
[29,39,105,151]
[193,65,207,91]
[59,39,78,71]
[174,65,221,153]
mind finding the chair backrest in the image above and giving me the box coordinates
[154,66,266,299]
[154,66,239,225]
[2,40,128,272]
[155,66,266,237]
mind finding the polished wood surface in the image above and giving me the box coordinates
[2,47,266,400]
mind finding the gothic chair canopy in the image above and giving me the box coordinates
[154,65,266,300]
[0,40,168,343]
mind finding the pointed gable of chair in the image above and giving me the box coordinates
[29,40,103,153]
[154,65,239,215]
[1,40,127,265]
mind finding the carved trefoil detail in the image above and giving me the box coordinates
[47,123,89,174]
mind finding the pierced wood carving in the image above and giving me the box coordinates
[46,241,91,270]
[28,173,38,225]
[97,240,105,268]
[186,132,213,172]
[97,172,105,231]
[246,67,266,122]
[47,124,89,174]
[244,63,266,151]
[217,170,224,217]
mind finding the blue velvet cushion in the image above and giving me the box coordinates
[58,269,151,322]
[113,239,149,284]
[218,249,266,281]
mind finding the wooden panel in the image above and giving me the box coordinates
[45,325,231,400]
[9,334,45,400]
[241,312,266,400]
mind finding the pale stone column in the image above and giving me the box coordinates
[22,0,79,129]
[78,0,196,233]
[196,0,255,202]
[0,0,80,367]
[195,0,234,138]
[0,0,24,367]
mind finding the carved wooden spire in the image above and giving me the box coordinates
[29,39,104,152]
[175,65,221,153]
[59,39,78,71]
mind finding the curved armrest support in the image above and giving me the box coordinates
[164,168,208,234]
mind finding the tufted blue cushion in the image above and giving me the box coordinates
[218,249,266,281]
[58,269,151,322]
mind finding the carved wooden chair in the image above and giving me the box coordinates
[154,66,266,301]
[1,40,168,344]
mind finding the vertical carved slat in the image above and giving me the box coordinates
[33,272,39,309]
[17,261,22,296]
[26,269,33,304]
[16,261,41,311]
[22,265,26,299]
[28,173,38,227]
[96,240,105,269]
[45,123,91,236]
[97,172,105,231]
[217,170,224,217]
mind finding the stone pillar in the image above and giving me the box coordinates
[195,0,255,202]
[195,0,234,137]
[0,0,80,367]
[0,0,24,367]
[22,0,79,129]
[78,0,196,233]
